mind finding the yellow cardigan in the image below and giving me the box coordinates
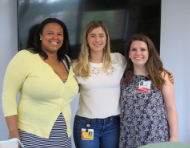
[2,50,79,138]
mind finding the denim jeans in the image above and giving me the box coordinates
[73,115,120,148]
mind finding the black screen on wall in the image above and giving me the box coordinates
[18,0,161,59]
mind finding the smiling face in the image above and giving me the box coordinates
[87,27,107,53]
[40,23,64,54]
[129,40,149,67]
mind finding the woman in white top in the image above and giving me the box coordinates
[73,21,125,148]
[73,21,173,148]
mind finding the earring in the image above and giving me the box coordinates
[40,38,42,40]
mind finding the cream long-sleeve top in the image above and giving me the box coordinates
[2,50,79,139]
[73,53,126,119]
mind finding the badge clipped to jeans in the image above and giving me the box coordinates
[137,80,151,92]
[0,138,24,148]
[81,128,94,140]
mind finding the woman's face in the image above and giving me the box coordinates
[40,23,64,54]
[87,27,107,53]
[129,40,149,67]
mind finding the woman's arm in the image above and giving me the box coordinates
[162,73,178,141]
[2,51,30,147]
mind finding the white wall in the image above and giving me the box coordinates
[0,0,190,146]
[0,0,18,140]
[160,0,190,143]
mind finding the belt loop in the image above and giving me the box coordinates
[92,119,95,123]
[110,116,112,122]
[107,116,110,122]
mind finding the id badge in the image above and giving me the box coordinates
[138,80,151,92]
[81,129,94,140]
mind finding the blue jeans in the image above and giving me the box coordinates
[73,115,120,148]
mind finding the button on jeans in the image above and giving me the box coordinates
[73,115,120,148]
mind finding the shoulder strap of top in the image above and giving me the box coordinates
[62,59,69,73]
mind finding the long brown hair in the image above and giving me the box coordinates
[74,21,112,77]
[123,34,166,90]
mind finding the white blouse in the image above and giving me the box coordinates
[73,53,126,118]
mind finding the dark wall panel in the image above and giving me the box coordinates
[18,0,161,59]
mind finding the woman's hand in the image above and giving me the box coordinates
[120,77,124,86]
[6,115,21,148]
[8,130,21,140]
[165,70,174,84]
[8,130,21,148]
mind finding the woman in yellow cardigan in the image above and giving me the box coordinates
[2,18,79,147]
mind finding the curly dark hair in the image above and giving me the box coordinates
[28,17,71,66]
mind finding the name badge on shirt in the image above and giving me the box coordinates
[137,80,151,92]
[81,129,94,140]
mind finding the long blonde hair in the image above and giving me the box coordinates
[74,21,112,77]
